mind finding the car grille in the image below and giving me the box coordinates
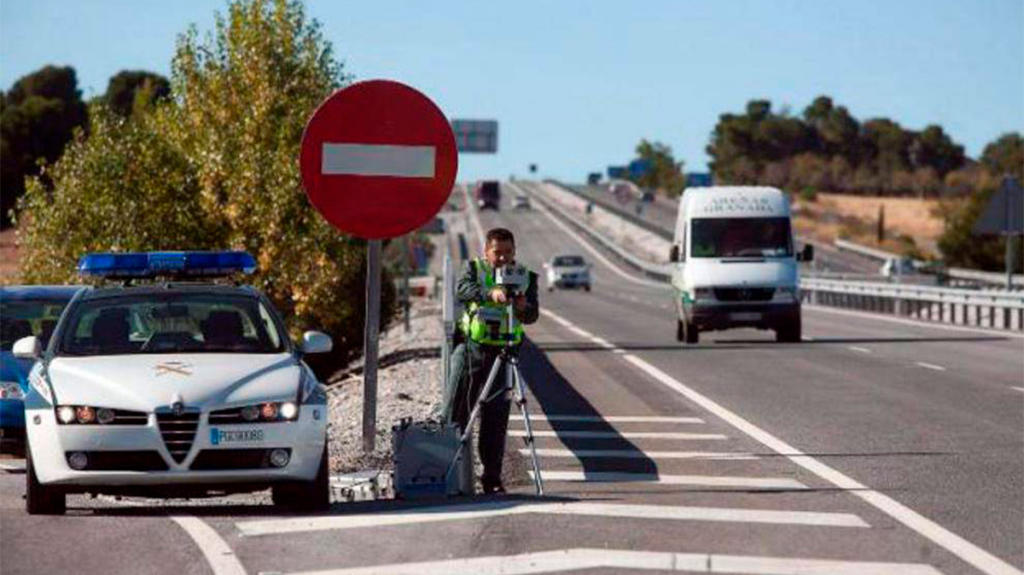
[713,287,775,302]
[66,450,168,471]
[208,408,247,425]
[190,448,290,470]
[155,410,200,463]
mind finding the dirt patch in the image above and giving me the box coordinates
[794,192,944,257]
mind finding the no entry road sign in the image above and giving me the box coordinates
[300,80,458,239]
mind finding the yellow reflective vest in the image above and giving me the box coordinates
[459,258,526,346]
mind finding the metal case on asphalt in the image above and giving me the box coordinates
[392,418,472,498]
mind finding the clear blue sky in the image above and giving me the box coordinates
[2,0,1022,183]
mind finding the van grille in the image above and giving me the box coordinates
[155,410,200,463]
[714,287,775,302]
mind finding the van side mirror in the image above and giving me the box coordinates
[299,331,333,355]
[797,244,814,262]
[13,336,41,359]
[669,245,680,263]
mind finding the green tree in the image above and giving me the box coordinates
[630,139,685,196]
[1,65,88,228]
[18,0,394,368]
[980,132,1023,181]
[909,125,964,178]
[937,186,1022,271]
[105,70,171,117]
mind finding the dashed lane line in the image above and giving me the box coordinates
[848,346,872,353]
[235,501,863,537]
[280,548,943,575]
[510,415,704,423]
[507,429,726,440]
[520,448,758,460]
[916,362,947,372]
[530,470,807,490]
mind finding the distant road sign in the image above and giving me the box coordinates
[452,119,498,153]
[628,159,651,179]
[300,80,457,239]
[607,166,627,179]
[686,172,713,187]
[974,176,1023,235]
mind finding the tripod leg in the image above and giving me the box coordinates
[512,363,545,496]
[445,355,504,485]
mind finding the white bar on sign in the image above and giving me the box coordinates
[322,143,435,178]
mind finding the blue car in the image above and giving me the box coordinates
[1,286,82,453]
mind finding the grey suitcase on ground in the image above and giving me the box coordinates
[392,418,473,499]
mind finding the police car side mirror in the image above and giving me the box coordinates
[13,336,42,359]
[299,331,333,355]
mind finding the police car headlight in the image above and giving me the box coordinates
[279,402,298,420]
[0,381,24,400]
[220,401,299,423]
[55,405,139,425]
[240,405,260,422]
[57,405,76,424]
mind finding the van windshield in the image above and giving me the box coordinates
[690,217,792,258]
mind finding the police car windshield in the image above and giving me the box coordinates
[1,299,72,351]
[691,217,793,258]
[59,293,285,356]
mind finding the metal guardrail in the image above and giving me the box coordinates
[512,181,672,283]
[834,238,1023,289]
[544,179,674,241]
[802,277,1024,331]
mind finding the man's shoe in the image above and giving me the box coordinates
[482,482,506,495]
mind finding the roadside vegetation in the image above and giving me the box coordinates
[8,0,396,371]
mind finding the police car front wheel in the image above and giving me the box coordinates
[272,442,330,512]
[25,448,66,515]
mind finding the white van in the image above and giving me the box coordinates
[669,186,813,344]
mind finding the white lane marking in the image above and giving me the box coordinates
[510,415,704,423]
[848,346,872,353]
[237,502,867,537]
[531,470,806,490]
[802,335,815,341]
[508,429,726,440]
[1011,387,1024,393]
[916,362,947,372]
[567,325,593,338]
[805,304,1024,340]
[283,548,943,575]
[521,448,758,460]
[321,143,435,177]
[169,515,247,575]
[0,459,26,473]
[508,181,667,289]
[538,306,1021,575]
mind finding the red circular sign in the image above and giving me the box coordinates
[300,80,457,239]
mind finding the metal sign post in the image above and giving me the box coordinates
[299,80,457,454]
[362,239,382,453]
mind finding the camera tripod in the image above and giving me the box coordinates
[445,302,545,496]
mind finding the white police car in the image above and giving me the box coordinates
[14,252,333,514]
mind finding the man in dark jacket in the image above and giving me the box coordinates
[442,227,539,494]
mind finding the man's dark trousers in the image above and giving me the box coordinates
[446,340,513,489]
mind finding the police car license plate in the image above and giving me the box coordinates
[210,428,264,445]
[730,312,762,321]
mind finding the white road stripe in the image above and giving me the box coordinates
[169,516,247,575]
[510,415,704,423]
[848,346,872,353]
[284,548,943,575]
[521,448,758,460]
[508,430,726,440]
[0,459,26,472]
[1012,387,1024,393]
[531,470,806,490]
[237,502,863,537]
[916,362,947,371]
[321,143,435,177]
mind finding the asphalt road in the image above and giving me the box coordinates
[1,181,1020,575]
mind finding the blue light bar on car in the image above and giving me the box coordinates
[77,251,257,278]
